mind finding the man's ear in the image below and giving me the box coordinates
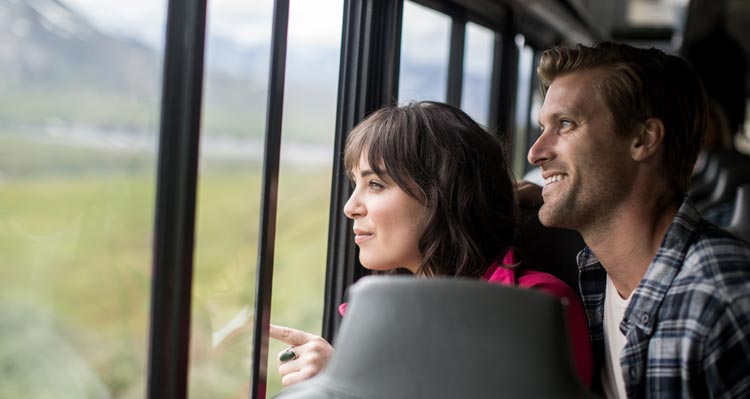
[631,118,665,162]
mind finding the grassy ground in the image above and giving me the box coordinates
[0,134,331,398]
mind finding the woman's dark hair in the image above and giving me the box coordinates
[344,101,518,277]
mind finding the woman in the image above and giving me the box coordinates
[270,101,592,387]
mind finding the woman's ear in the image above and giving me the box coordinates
[631,118,665,162]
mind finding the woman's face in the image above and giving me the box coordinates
[343,155,426,273]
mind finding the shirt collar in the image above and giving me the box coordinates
[580,197,701,336]
[577,247,601,272]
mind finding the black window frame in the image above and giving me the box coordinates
[143,0,601,398]
[322,0,405,342]
[147,0,207,397]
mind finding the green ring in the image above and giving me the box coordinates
[279,347,296,362]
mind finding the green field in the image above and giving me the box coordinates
[0,134,332,398]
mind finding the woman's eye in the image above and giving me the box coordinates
[368,181,384,190]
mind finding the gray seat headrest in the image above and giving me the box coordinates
[274,276,590,399]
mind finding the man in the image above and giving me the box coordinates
[527,42,750,398]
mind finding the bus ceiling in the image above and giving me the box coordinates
[436,0,748,62]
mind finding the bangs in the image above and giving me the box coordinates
[344,107,413,194]
[344,119,379,177]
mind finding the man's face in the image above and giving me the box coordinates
[527,70,636,234]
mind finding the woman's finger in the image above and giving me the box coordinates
[269,324,315,346]
[274,337,334,387]
[278,357,301,376]
[281,369,316,387]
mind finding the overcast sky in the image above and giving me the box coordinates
[64,0,342,48]
[62,0,492,69]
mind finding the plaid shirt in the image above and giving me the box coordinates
[578,198,750,398]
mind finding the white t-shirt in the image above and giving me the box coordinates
[601,274,630,399]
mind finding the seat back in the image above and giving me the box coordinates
[691,152,723,201]
[691,150,750,203]
[727,184,750,242]
[698,165,750,212]
[275,277,590,399]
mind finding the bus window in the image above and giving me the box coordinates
[398,1,451,103]
[525,51,543,175]
[265,0,343,397]
[0,0,166,397]
[461,22,494,127]
[512,36,534,178]
[188,1,272,398]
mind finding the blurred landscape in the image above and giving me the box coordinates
[0,0,340,141]
[0,0,493,397]
[0,0,336,397]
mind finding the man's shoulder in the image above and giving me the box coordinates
[684,221,750,267]
[645,223,750,340]
[676,221,750,300]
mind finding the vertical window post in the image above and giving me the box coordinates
[490,20,519,140]
[250,0,289,398]
[446,12,466,107]
[147,0,207,398]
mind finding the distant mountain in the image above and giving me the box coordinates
[205,35,269,82]
[0,0,465,142]
[0,0,342,140]
[0,0,158,94]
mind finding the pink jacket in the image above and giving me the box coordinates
[482,251,593,388]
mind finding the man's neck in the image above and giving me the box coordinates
[582,193,679,299]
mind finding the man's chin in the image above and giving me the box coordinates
[538,204,570,229]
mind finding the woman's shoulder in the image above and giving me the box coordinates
[516,269,579,301]
[483,250,580,299]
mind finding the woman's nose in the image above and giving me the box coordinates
[343,190,364,219]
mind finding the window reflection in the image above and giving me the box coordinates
[399,1,451,103]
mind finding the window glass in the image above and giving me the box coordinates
[525,52,543,174]
[512,37,534,178]
[189,1,272,398]
[265,0,343,396]
[0,0,166,397]
[461,22,494,126]
[627,0,687,28]
[398,1,451,103]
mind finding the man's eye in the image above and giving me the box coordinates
[560,119,573,128]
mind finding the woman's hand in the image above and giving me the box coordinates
[269,324,334,387]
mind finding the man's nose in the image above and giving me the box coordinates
[528,130,555,166]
